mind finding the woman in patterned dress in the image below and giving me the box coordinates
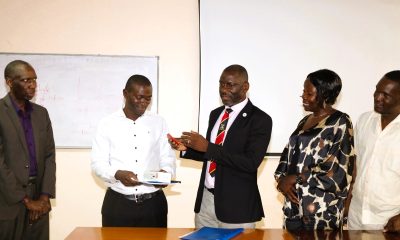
[274,69,355,230]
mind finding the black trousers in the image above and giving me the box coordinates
[101,188,168,227]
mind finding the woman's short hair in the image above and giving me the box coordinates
[307,69,342,105]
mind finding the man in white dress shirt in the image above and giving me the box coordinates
[91,74,176,227]
[348,70,400,232]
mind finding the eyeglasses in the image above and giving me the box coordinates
[16,77,37,84]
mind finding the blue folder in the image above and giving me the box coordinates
[180,227,244,240]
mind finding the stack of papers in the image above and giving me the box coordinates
[180,227,244,240]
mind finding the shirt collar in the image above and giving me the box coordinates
[372,110,400,123]
[225,98,248,113]
[117,108,149,120]
[382,112,400,125]
[390,113,400,124]
[9,96,33,115]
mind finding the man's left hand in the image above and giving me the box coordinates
[154,169,168,188]
[181,131,208,152]
[384,214,400,233]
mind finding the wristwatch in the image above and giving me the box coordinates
[296,174,303,185]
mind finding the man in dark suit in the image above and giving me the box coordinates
[170,64,272,228]
[0,60,56,240]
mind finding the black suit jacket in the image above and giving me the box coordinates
[183,100,272,223]
[0,94,56,220]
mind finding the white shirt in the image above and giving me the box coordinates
[348,111,400,230]
[204,98,248,189]
[91,109,176,195]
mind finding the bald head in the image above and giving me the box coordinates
[222,64,248,84]
[4,60,34,80]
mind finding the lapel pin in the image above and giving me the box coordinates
[242,113,247,117]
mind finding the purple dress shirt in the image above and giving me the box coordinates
[10,98,38,176]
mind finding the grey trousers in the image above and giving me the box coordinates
[195,188,256,229]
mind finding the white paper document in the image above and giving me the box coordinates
[138,171,173,185]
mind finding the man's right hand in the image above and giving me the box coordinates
[167,136,187,151]
[115,170,142,187]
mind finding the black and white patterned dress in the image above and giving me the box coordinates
[274,110,355,230]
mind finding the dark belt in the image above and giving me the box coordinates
[111,188,161,203]
[22,176,37,188]
[28,176,37,184]
[206,187,214,195]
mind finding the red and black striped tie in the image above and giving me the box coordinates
[209,108,232,177]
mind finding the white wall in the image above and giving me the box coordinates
[199,0,400,153]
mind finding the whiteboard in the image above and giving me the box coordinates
[0,53,158,148]
[199,0,400,154]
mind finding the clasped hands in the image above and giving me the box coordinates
[24,195,51,224]
[168,131,208,152]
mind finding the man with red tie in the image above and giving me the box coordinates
[170,64,272,228]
